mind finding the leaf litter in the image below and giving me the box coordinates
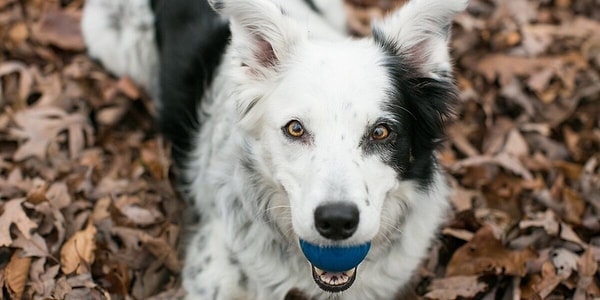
[0,0,599,299]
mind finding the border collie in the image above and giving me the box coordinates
[82,0,466,298]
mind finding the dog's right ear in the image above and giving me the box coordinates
[372,0,467,80]
[209,0,304,81]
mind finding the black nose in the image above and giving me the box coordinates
[314,203,359,240]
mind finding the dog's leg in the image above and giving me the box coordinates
[183,220,252,300]
[81,0,159,98]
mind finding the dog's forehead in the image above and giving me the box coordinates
[270,40,391,124]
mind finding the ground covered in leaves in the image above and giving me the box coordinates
[0,0,599,299]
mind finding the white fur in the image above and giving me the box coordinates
[81,0,159,98]
[270,0,347,39]
[82,0,465,299]
[373,0,468,78]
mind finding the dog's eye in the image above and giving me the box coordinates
[285,120,305,138]
[371,124,390,141]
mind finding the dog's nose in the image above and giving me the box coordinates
[314,203,359,240]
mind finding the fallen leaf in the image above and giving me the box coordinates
[447,122,480,158]
[451,152,533,180]
[446,226,537,277]
[10,107,93,161]
[4,249,32,300]
[425,275,488,300]
[46,182,71,209]
[0,61,33,106]
[581,155,600,211]
[519,210,559,236]
[562,187,585,224]
[29,258,60,299]
[60,222,97,274]
[517,16,600,56]
[53,275,73,299]
[7,21,28,46]
[0,198,38,246]
[574,247,597,299]
[449,182,481,212]
[91,197,111,223]
[344,0,407,36]
[522,261,564,299]
[119,203,163,226]
[12,232,52,259]
[111,227,182,273]
[140,139,170,180]
[474,208,512,237]
[559,222,586,248]
[442,228,474,241]
[26,179,48,204]
[475,53,587,86]
[95,101,129,126]
[30,199,67,253]
[503,129,529,158]
[554,160,583,181]
[117,76,141,99]
[130,259,169,299]
[145,286,187,300]
[31,10,84,51]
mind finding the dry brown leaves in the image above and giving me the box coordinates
[420,0,600,298]
[0,0,599,299]
[0,1,181,299]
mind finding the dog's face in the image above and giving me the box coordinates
[210,0,465,292]
[260,42,408,247]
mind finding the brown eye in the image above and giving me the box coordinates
[285,120,305,138]
[371,124,390,141]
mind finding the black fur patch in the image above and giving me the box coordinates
[154,0,231,186]
[303,0,321,14]
[371,29,458,187]
[149,0,159,11]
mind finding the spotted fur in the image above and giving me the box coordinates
[82,0,466,299]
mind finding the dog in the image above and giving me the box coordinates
[82,0,467,298]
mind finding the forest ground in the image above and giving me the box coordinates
[0,0,599,299]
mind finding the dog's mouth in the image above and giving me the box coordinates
[299,240,370,293]
[311,265,357,292]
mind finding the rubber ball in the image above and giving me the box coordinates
[299,240,371,273]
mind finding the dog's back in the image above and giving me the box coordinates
[153,0,231,174]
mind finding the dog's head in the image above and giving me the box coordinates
[210,0,466,292]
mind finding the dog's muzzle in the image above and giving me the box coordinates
[299,240,371,292]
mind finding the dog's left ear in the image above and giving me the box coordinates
[372,0,467,79]
[209,0,304,81]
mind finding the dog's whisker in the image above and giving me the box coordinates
[252,206,292,223]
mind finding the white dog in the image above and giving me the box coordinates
[82,0,466,298]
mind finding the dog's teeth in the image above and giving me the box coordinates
[345,268,355,277]
[319,272,349,286]
[314,267,325,276]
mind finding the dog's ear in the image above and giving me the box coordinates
[209,0,304,80]
[372,0,467,80]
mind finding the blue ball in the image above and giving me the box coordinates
[299,240,371,273]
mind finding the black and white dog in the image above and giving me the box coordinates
[82,0,466,298]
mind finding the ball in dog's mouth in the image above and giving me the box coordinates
[299,240,371,292]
